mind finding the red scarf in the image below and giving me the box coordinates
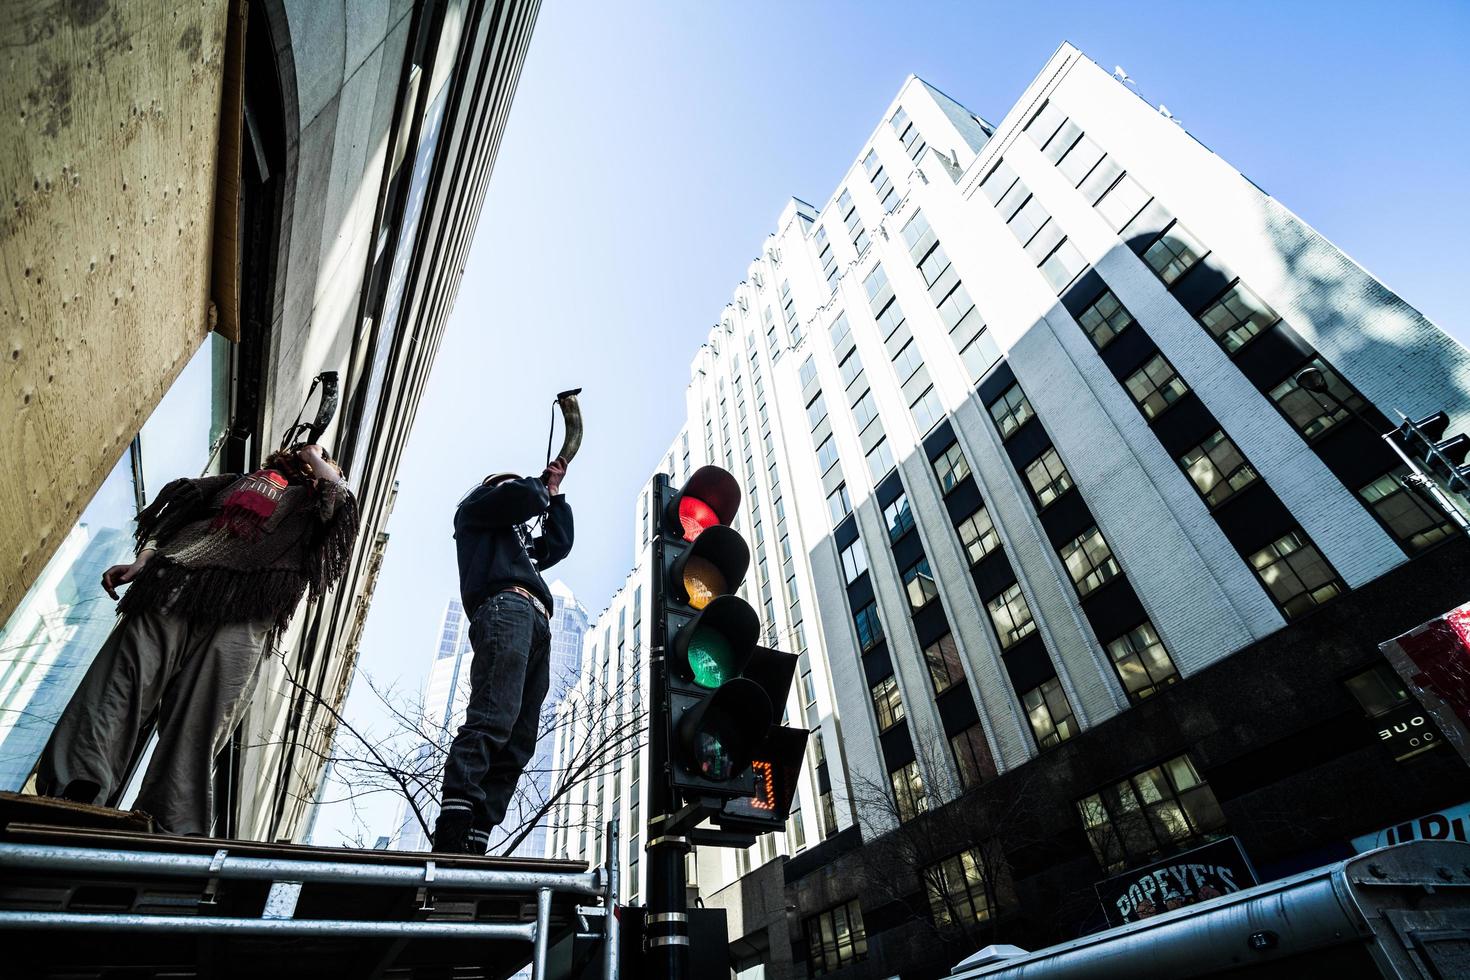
[211,470,290,541]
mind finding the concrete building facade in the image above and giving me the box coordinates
[549,43,1470,980]
[0,0,542,843]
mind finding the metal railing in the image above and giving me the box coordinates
[0,819,621,979]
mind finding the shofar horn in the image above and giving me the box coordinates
[555,390,583,465]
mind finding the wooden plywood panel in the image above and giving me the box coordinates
[0,0,231,624]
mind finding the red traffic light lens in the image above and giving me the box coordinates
[679,495,720,542]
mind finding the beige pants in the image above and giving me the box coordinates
[35,605,270,836]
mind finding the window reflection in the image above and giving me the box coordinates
[0,337,223,790]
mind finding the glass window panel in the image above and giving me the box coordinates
[1039,238,1088,292]
[988,384,1035,440]
[956,505,1000,564]
[1106,621,1179,702]
[1024,447,1074,509]
[1059,526,1122,596]
[1095,172,1152,231]
[1267,357,1367,439]
[1197,281,1278,352]
[1179,431,1257,507]
[933,441,972,494]
[1124,354,1190,420]
[987,583,1036,649]
[1142,222,1206,285]
[884,493,915,541]
[1248,531,1343,619]
[1078,155,1124,205]
[1057,134,1106,186]
[1077,289,1134,349]
[902,558,939,610]
[925,633,966,695]
[1359,471,1455,553]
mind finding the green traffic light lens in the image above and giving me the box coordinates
[686,626,734,689]
[695,730,734,780]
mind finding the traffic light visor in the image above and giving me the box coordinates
[676,677,773,780]
[668,466,742,540]
[670,524,750,608]
[672,594,758,689]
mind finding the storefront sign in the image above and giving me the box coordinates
[1352,800,1470,852]
[1380,602,1470,767]
[1095,837,1257,927]
[1374,702,1443,762]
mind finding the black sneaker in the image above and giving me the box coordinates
[431,809,474,853]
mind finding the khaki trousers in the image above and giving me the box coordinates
[35,605,270,836]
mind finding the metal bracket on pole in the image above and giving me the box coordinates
[262,881,303,920]
[200,849,229,906]
[416,859,436,912]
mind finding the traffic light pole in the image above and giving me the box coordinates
[646,475,690,980]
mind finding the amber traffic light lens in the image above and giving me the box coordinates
[678,496,720,541]
[682,556,727,609]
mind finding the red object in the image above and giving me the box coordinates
[678,496,719,541]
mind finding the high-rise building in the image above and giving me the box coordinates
[548,43,1470,979]
[394,582,587,855]
[0,0,542,844]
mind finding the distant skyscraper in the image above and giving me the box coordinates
[393,581,587,855]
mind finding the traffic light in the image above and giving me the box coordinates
[650,467,808,820]
[1398,412,1470,494]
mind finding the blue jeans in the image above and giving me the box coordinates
[441,591,551,843]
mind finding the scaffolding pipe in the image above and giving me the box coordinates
[0,843,602,896]
[0,911,535,940]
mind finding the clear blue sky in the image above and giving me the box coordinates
[313,0,1470,842]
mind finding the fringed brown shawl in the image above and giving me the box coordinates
[119,472,360,636]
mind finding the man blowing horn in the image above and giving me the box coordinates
[35,444,359,836]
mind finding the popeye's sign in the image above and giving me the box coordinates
[1095,837,1257,927]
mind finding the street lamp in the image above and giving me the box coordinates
[1294,368,1470,536]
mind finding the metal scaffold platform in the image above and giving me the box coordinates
[0,794,620,979]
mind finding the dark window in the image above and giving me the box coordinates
[871,675,905,732]
[955,505,1000,564]
[1179,430,1257,507]
[1358,470,1456,553]
[924,632,965,695]
[902,557,939,610]
[1024,447,1074,509]
[1197,281,1278,352]
[803,899,868,976]
[1344,662,1411,718]
[1077,755,1227,874]
[853,602,884,651]
[1124,354,1189,420]
[950,724,993,791]
[1248,530,1343,619]
[884,493,915,541]
[925,846,999,928]
[987,583,1036,650]
[988,383,1035,440]
[1106,621,1180,702]
[1059,525,1122,597]
[1267,357,1366,439]
[1022,677,1077,750]
[1077,289,1134,349]
[933,441,972,494]
[1142,221,1206,286]
[890,760,927,822]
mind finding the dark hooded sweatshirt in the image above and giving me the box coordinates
[454,476,573,617]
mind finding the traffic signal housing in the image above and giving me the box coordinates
[650,467,808,823]
[1398,412,1470,495]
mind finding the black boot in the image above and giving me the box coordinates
[431,809,475,854]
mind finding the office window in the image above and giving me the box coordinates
[1022,677,1077,750]
[871,675,905,732]
[1106,621,1179,702]
[1094,172,1151,231]
[1024,447,1074,509]
[851,388,879,431]
[987,583,1036,650]
[803,899,868,977]
[1267,358,1366,439]
[1345,662,1411,718]
[956,505,1000,564]
[911,386,944,433]
[1197,281,1278,353]
[1124,354,1190,420]
[1059,526,1122,597]
[926,846,997,927]
[1179,431,1257,507]
[806,393,827,430]
[1039,238,1088,292]
[902,557,939,610]
[1077,289,1134,349]
[1057,133,1106,187]
[1007,193,1048,245]
[890,760,927,822]
[827,483,851,523]
[891,339,923,382]
[924,632,965,695]
[864,148,898,212]
[839,188,870,255]
[884,493,915,541]
[816,436,840,474]
[816,225,839,290]
[988,383,1035,440]
[981,158,1021,209]
[838,349,862,390]
[829,313,851,348]
[1025,100,1067,149]
[1142,221,1205,286]
[866,439,895,481]
[839,539,869,585]
[1077,755,1226,874]
[891,106,927,162]
[1359,471,1455,552]
[952,724,993,791]
[1248,530,1343,619]
[929,443,970,496]
[853,601,884,651]
[902,209,938,265]
[820,791,839,838]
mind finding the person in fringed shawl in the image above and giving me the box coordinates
[33,444,359,836]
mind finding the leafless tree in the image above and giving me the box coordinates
[266,649,645,856]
